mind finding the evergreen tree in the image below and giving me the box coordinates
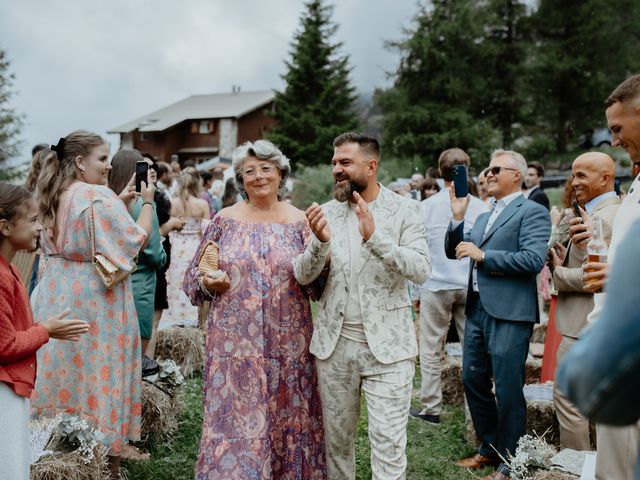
[0,46,24,179]
[378,0,500,169]
[483,0,530,147]
[528,0,640,152]
[268,0,359,170]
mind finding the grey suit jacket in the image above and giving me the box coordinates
[445,195,551,322]
[293,185,431,364]
[553,195,620,338]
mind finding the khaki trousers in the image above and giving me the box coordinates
[596,421,640,480]
[418,288,466,415]
[315,336,415,480]
[553,336,593,451]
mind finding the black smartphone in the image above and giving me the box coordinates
[572,200,581,219]
[452,164,468,198]
[135,161,149,193]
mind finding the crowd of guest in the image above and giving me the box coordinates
[1,74,640,480]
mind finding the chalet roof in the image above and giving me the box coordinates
[108,90,275,134]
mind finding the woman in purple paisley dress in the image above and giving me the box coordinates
[183,140,325,480]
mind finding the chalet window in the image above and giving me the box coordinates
[139,132,149,141]
[197,120,214,134]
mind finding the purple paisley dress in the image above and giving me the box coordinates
[183,215,326,480]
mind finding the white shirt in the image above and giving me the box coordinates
[451,191,523,292]
[524,184,539,198]
[341,198,379,343]
[587,175,640,324]
[421,188,488,291]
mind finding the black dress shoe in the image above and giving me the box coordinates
[142,355,160,377]
[409,408,441,424]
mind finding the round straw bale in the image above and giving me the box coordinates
[140,381,182,443]
[31,445,109,480]
[156,327,205,377]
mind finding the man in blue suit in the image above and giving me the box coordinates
[445,149,551,480]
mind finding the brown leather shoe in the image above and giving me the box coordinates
[481,472,511,480]
[455,453,499,469]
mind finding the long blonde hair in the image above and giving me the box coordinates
[36,130,106,227]
[176,168,202,208]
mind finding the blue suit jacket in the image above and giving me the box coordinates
[445,195,551,322]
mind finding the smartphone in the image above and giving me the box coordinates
[572,200,581,219]
[452,164,468,198]
[135,161,149,193]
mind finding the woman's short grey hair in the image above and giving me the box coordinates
[231,140,291,200]
[491,149,528,180]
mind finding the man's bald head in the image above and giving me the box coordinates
[571,152,616,204]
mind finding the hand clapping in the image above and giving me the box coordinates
[306,203,331,242]
[353,192,375,242]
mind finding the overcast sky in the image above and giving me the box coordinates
[0,0,418,166]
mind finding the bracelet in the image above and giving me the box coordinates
[197,274,216,300]
[142,201,154,208]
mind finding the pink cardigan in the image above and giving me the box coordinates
[0,255,49,398]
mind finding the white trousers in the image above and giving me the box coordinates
[315,336,415,480]
[417,288,466,415]
[0,382,30,480]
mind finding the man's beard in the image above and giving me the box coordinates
[333,176,367,202]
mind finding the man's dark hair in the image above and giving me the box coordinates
[333,132,380,160]
[605,74,640,107]
[527,162,544,178]
[438,148,470,182]
[156,161,170,178]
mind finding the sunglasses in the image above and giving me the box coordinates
[483,166,519,176]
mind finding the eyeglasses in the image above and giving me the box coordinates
[242,164,276,178]
[484,166,519,176]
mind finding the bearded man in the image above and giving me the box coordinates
[294,132,431,480]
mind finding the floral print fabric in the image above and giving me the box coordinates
[161,216,207,328]
[31,182,146,455]
[184,215,326,479]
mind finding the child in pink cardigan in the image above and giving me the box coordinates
[0,183,89,480]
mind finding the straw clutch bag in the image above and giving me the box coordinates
[198,240,220,275]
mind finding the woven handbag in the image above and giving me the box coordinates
[88,191,133,289]
[198,240,219,275]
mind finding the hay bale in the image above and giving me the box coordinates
[532,323,547,343]
[156,326,205,377]
[441,355,464,407]
[526,357,542,384]
[527,400,560,447]
[31,445,109,480]
[141,381,183,443]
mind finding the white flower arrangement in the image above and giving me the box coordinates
[54,413,105,463]
[503,432,556,480]
[145,359,185,391]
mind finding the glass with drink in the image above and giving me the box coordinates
[585,217,607,293]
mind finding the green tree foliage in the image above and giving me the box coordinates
[483,0,530,147]
[269,0,359,170]
[528,0,640,152]
[0,47,24,180]
[378,0,500,170]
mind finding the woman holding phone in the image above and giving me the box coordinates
[31,131,155,477]
[109,150,166,367]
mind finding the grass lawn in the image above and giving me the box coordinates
[123,370,493,479]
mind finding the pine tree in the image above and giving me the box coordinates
[483,0,529,147]
[0,46,24,179]
[378,0,499,169]
[268,0,359,170]
[528,0,640,152]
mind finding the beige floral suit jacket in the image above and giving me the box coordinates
[294,185,431,364]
